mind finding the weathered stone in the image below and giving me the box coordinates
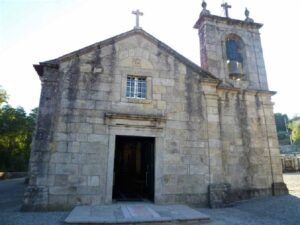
[82,164,104,176]
[50,153,71,163]
[208,183,231,208]
[87,176,100,186]
[80,142,104,153]
[55,164,78,175]
[71,153,86,164]
[80,64,92,73]
[49,186,77,195]
[54,175,69,186]
[87,134,108,143]
[24,9,286,211]
[272,182,289,195]
[189,164,208,175]
[163,164,188,175]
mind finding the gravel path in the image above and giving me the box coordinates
[0,173,299,225]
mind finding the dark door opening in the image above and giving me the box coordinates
[113,136,155,202]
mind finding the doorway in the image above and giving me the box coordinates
[113,136,155,202]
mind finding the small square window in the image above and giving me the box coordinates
[126,76,147,99]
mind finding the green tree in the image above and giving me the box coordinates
[289,119,300,147]
[0,105,38,171]
[274,113,289,132]
[274,113,290,145]
[0,86,8,105]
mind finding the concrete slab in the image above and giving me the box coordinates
[65,203,210,224]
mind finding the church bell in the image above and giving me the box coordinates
[227,60,244,80]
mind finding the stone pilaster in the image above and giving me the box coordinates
[260,93,288,195]
[203,81,229,207]
[22,63,60,211]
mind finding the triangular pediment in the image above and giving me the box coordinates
[38,29,218,82]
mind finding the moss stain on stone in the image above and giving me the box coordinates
[218,94,228,175]
[67,55,80,103]
[236,92,253,186]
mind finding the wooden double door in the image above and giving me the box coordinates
[113,136,155,202]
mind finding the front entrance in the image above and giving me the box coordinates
[113,136,155,201]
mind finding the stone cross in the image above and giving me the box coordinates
[221,2,232,18]
[132,9,144,29]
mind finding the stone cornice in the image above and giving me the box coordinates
[194,14,263,30]
[217,84,276,96]
[33,62,58,77]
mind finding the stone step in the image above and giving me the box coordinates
[64,203,210,224]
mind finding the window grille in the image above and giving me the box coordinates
[126,76,146,99]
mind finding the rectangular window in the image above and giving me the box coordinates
[126,76,146,99]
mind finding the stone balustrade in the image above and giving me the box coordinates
[281,155,300,172]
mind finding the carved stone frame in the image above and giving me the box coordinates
[104,113,166,204]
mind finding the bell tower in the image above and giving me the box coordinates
[194,1,269,90]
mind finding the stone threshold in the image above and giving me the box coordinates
[64,203,210,224]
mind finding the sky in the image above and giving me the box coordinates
[0,0,299,118]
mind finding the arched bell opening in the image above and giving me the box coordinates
[225,34,245,80]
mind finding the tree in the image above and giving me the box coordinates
[0,86,8,105]
[274,113,289,132]
[289,119,300,147]
[274,113,290,145]
[0,104,38,171]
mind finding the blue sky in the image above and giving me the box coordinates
[0,0,299,118]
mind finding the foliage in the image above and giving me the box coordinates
[274,113,289,132]
[0,86,8,105]
[0,104,38,172]
[274,113,290,145]
[277,131,287,139]
[289,119,300,147]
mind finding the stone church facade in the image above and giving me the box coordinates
[23,3,287,210]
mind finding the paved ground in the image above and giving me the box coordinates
[0,178,68,225]
[0,173,299,225]
[200,172,300,225]
[65,203,209,224]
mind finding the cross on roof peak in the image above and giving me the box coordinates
[221,2,232,18]
[132,9,144,29]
